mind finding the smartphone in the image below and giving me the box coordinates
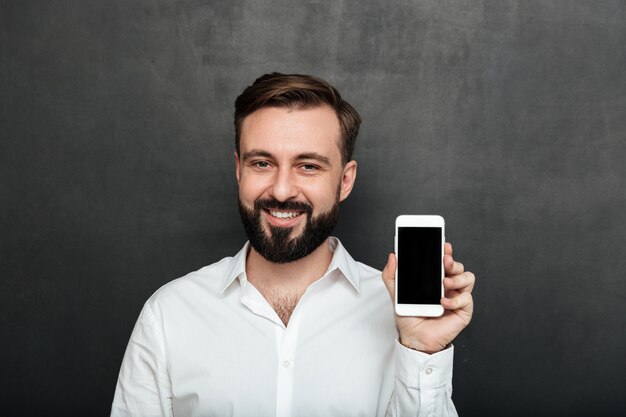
[395,215,445,317]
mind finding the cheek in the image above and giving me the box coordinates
[239,175,271,202]
[306,180,341,211]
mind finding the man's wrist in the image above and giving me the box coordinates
[399,337,451,354]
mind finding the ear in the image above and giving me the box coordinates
[339,160,357,202]
[235,151,241,182]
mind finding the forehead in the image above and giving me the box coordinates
[240,105,342,160]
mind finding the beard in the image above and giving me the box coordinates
[238,195,340,264]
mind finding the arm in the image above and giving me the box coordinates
[111,302,173,417]
[381,242,474,416]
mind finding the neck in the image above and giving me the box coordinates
[245,238,333,297]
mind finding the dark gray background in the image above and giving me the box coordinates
[2,0,625,416]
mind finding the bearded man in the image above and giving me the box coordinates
[111,73,475,417]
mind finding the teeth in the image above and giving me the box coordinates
[269,210,300,219]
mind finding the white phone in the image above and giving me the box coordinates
[394,215,445,317]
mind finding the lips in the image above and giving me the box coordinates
[253,198,312,228]
[261,208,306,228]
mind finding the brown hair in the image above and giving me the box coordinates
[234,73,361,164]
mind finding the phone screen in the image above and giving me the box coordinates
[397,227,442,305]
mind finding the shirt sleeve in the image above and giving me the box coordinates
[111,301,173,417]
[386,341,458,417]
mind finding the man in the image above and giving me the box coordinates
[111,73,475,416]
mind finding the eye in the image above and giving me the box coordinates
[254,161,271,169]
[300,164,319,172]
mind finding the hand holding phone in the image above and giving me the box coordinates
[382,215,475,353]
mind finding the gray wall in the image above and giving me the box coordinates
[2,1,625,416]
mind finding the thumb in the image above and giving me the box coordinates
[381,253,397,301]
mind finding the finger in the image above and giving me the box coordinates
[441,291,473,312]
[444,242,452,257]
[443,271,475,293]
[444,254,464,275]
[381,253,396,301]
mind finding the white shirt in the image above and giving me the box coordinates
[111,238,458,417]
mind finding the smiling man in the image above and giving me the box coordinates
[111,73,475,417]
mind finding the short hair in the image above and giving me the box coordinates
[234,72,361,165]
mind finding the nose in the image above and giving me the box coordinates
[269,167,299,202]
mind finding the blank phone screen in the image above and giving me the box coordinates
[397,227,442,304]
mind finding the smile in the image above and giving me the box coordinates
[268,210,303,219]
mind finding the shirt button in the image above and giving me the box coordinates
[282,360,290,368]
[425,367,433,375]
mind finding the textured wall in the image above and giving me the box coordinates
[2,1,625,415]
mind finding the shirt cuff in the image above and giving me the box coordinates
[394,340,454,390]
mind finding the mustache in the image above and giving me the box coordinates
[254,198,313,214]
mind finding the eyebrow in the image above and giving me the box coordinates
[242,149,332,166]
[296,152,331,166]
[241,149,273,161]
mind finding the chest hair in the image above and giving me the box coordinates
[262,289,300,326]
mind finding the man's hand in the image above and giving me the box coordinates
[381,242,475,354]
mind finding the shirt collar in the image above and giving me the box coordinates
[220,242,250,293]
[219,237,361,293]
[325,237,361,292]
